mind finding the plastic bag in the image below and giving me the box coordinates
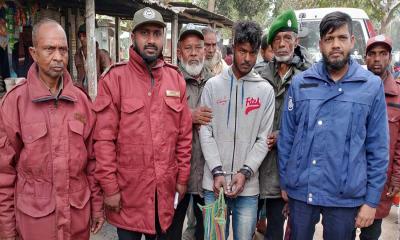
[199,188,227,240]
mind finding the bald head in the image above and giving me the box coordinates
[29,18,69,82]
[32,19,66,47]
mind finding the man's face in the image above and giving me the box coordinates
[365,44,391,76]
[29,23,68,80]
[271,31,297,63]
[261,45,274,62]
[79,32,87,48]
[204,32,217,60]
[131,24,164,64]
[178,34,205,76]
[233,42,258,76]
[319,24,355,71]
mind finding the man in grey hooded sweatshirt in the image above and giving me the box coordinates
[199,20,275,240]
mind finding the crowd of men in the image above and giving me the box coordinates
[0,6,398,240]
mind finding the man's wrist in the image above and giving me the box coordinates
[212,166,224,178]
[239,165,253,180]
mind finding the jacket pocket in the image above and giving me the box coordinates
[20,122,49,172]
[163,97,183,136]
[285,126,304,188]
[340,159,367,198]
[164,97,183,112]
[16,177,55,217]
[69,185,91,209]
[68,120,87,176]
[119,98,146,144]
[92,96,111,112]
[21,122,47,144]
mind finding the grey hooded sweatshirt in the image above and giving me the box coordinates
[199,66,275,196]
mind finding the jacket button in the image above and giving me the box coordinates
[312,160,317,165]
[308,197,313,202]
[148,92,152,96]
[317,120,323,126]
[338,88,342,92]
[308,193,313,198]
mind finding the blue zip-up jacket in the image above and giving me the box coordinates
[278,59,389,208]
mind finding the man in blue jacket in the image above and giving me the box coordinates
[278,11,389,239]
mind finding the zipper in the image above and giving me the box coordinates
[230,84,239,181]
[146,64,155,88]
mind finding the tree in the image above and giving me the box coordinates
[195,0,272,25]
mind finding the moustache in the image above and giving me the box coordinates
[50,63,64,69]
[240,62,251,68]
[329,50,344,56]
[144,44,158,50]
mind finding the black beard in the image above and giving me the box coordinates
[133,43,161,65]
[322,52,350,71]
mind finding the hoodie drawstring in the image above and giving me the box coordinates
[227,73,246,126]
[227,73,234,127]
[241,81,245,107]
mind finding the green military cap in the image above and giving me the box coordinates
[132,7,166,32]
[268,10,298,44]
[179,23,204,41]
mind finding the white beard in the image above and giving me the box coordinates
[275,55,292,63]
[204,51,221,69]
[182,60,204,77]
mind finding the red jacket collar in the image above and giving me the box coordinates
[128,47,165,73]
[383,70,399,96]
[27,63,77,102]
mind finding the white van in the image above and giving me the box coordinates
[295,8,376,65]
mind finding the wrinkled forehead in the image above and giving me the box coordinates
[204,33,217,43]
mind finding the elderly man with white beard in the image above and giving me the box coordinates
[166,24,213,240]
[257,10,313,240]
[202,27,227,77]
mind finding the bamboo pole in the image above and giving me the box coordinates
[86,0,97,99]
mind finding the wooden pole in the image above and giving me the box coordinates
[171,13,178,65]
[86,0,97,100]
[115,16,120,62]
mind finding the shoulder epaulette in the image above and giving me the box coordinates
[1,78,27,103]
[100,61,128,78]
[5,78,27,93]
[165,62,180,71]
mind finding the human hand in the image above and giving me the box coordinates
[355,204,376,228]
[104,192,121,213]
[192,106,213,125]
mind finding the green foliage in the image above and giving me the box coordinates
[194,0,271,25]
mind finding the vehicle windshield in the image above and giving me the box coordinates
[298,20,366,65]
